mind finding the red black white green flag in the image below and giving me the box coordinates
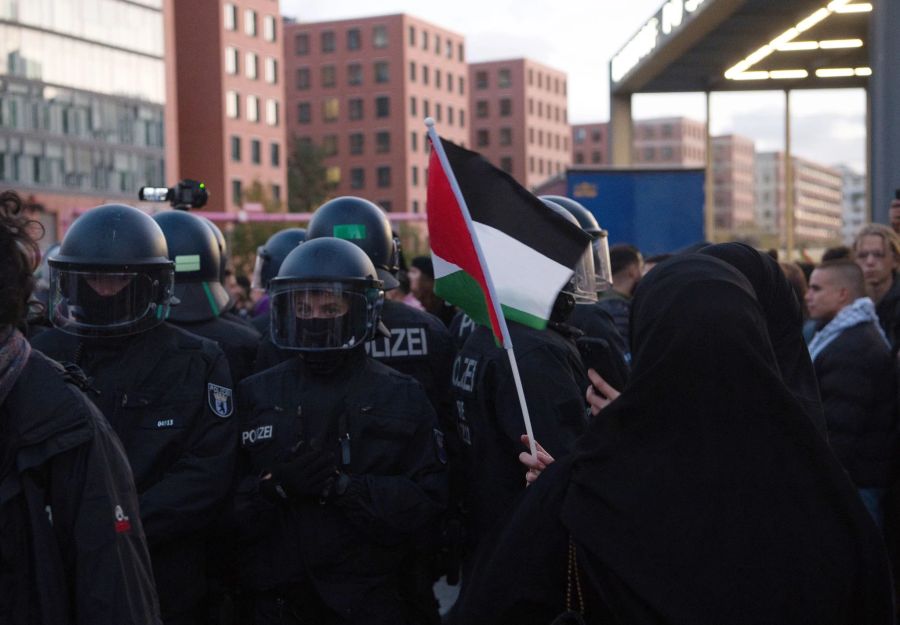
[425,126,591,347]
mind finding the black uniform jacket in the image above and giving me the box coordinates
[233,351,448,621]
[0,350,161,625]
[31,323,236,616]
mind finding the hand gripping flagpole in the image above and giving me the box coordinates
[425,118,539,459]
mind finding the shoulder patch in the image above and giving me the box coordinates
[207,383,234,418]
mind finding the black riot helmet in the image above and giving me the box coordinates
[306,196,400,290]
[540,199,597,306]
[153,211,230,322]
[541,195,613,293]
[48,204,175,337]
[251,228,307,291]
[269,238,384,361]
[198,215,228,284]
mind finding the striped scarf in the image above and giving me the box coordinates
[808,297,888,361]
[0,326,31,406]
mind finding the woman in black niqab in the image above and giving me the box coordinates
[451,255,892,625]
[698,241,825,433]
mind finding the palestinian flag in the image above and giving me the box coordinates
[426,130,591,347]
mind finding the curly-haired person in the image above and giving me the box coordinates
[0,190,161,625]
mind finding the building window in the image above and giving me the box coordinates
[326,166,341,185]
[374,61,390,83]
[226,91,240,118]
[643,147,655,160]
[476,71,488,89]
[458,42,464,61]
[350,167,365,189]
[476,129,489,147]
[435,34,441,54]
[296,68,310,89]
[591,151,601,164]
[321,65,336,87]
[661,146,674,160]
[244,9,257,36]
[459,109,465,128]
[499,127,512,146]
[271,142,280,167]
[245,52,258,79]
[376,131,391,153]
[662,124,673,138]
[373,25,388,48]
[322,135,338,156]
[408,25,416,46]
[591,128,603,142]
[528,127,535,144]
[500,98,512,117]
[230,135,241,161]
[347,28,361,50]
[349,133,364,155]
[409,61,416,81]
[265,58,278,84]
[412,200,420,213]
[224,3,237,30]
[231,179,242,206]
[375,96,390,118]
[321,31,335,53]
[247,95,259,122]
[377,166,391,188]
[225,47,239,75]
[422,31,429,50]
[423,99,430,118]
[500,157,512,173]
[411,131,418,152]
[266,99,279,126]
[379,200,392,211]
[498,68,511,88]
[411,165,419,186]
[264,15,276,41]
[271,184,281,201]
[538,130,543,146]
[476,100,488,118]
[459,76,465,95]
[297,102,311,123]
[538,72,543,89]
[435,69,442,89]
[446,40,453,58]
[538,101,543,117]
[410,96,417,117]
[251,139,261,164]
[575,153,584,164]
[447,72,453,92]
[435,103,442,122]
[347,63,362,85]
[422,65,429,85]
[295,33,309,55]
[448,106,455,125]
[348,98,363,120]
[574,128,585,143]
[323,98,339,122]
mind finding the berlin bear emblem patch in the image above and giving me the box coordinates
[208,383,233,418]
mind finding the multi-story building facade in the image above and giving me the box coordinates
[165,0,286,213]
[571,122,609,167]
[469,58,570,190]
[633,117,706,167]
[0,0,167,240]
[836,164,867,245]
[755,152,843,247]
[712,134,755,232]
[284,14,468,214]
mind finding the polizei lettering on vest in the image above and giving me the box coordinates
[366,327,429,358]
[451,356,478,392]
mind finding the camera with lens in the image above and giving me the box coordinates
[139,179,209,210]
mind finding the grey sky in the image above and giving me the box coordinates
[281,0,867,172]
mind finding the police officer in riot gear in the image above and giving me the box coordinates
[450,201,593,582]
[250,228,307,335]
[154,210,260,383]
[199,215,260,330]
[541,196,630,384]
[31,204,237,625]
[233,237,448,624]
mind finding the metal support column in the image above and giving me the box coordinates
[610,93,634,167]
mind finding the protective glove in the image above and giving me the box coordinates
[269,448,338,499]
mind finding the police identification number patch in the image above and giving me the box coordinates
[208,383,234,418]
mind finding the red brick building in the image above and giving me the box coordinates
[165,0,287,213]
[283,14,468,214]
[469,58,570,190]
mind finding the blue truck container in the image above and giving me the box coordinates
[565,168,706,255]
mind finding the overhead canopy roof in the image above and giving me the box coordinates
[610,0,872,94]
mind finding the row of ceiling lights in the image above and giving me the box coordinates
[723,0,873,81]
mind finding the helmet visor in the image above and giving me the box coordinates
[592,233,613,293]
[570,244,598,303]
[49,266,174,337]
[270,281,381,351]
[251,248,267,291]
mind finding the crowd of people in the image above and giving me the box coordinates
[2,186,900,625]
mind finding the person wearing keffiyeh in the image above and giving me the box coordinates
[806,259,897,527]
[0,189,161,625]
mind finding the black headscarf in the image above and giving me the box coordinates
[557,255,892,624]
[699,242,825,433]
